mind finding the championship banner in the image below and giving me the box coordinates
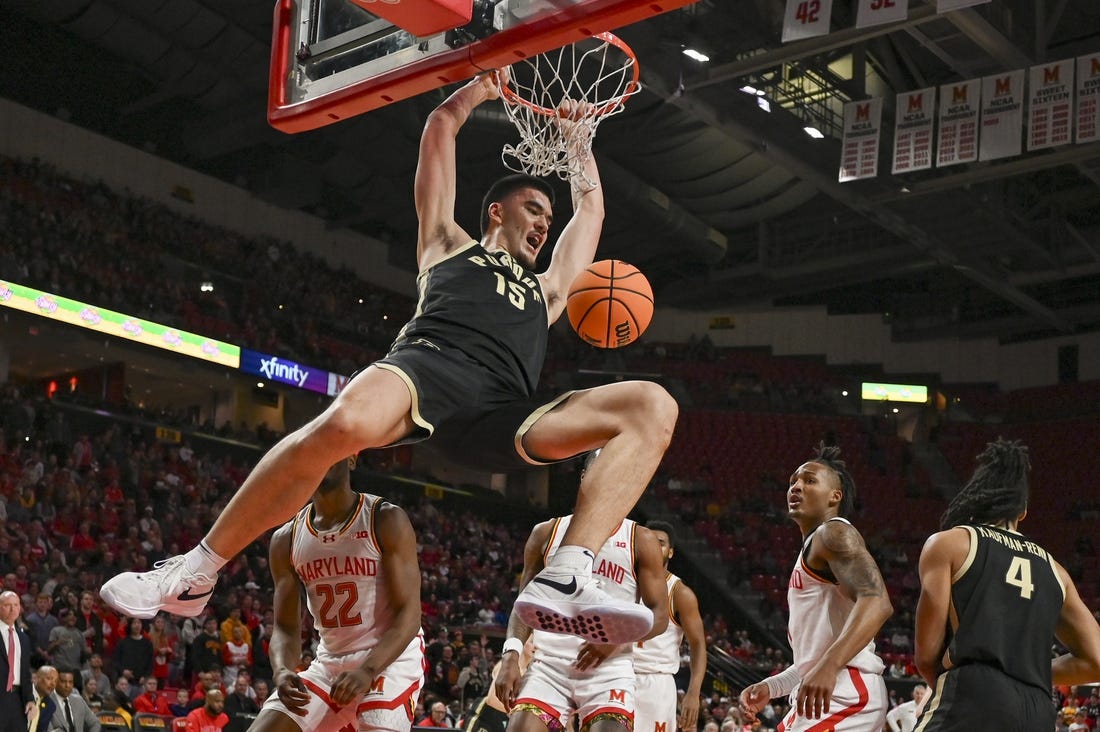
[856,0,908,29]
[936,0,990,11]
[1077,53,1100,144]
[937,79,980,167]
[839,97,883,182]
[782,0,834,42]
[1028,59,1074,150]
[892,87,935,174]
[979,70,1025,161]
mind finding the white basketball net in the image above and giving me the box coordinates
[497,33,640,182]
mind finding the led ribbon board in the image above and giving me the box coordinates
[861,382,928,403]
[0,281,240,368]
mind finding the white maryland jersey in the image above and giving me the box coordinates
[290,493,399,657]
[533,516,639,664]
[633,572,683,675]
[787,518,884,676]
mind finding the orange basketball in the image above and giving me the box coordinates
[566,260,654,349]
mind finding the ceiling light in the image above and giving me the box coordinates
[257,381,265,388]
[740,85,765,96]
[682,48,709,63]
[200,281,214,292]
[841,390,848,397]
[757,97,771,113]
[803,126,825,139]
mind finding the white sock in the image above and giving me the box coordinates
[546,545,595,576]
[184,541,228,578]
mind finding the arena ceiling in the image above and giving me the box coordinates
[5,0,1100,345]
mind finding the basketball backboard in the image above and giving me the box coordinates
[268,0,698,133]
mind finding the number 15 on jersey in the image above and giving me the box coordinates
[782,0,834,42]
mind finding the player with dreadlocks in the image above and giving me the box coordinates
[914,438,1100,731]
[739,444,892,732]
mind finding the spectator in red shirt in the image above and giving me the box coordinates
[133,676,172,715]
[185,688,228,732]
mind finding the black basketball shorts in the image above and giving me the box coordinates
[375,342,576,472]
[915,664,1055,731]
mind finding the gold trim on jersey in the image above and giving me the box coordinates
[418,239,481,274]
[953,526,979,583]
[543,518,566,565]
[304,493,367,539]
[375,363,434,435]
[513,391,576,465]
[368,497,383,554]
[913,673,948,732]
[667,575,682,628]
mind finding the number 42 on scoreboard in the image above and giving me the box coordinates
[795,0,820,23]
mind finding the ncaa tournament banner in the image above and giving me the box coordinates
[839,97,883,182]
[937,79,980,167]
[936,0,990,11]
[979,70,1025,161]
[856,0,908,29]
[892,87,935,174]
[1077,53,1100,143]
[782,0,834,42]
[1028,59,1074,150]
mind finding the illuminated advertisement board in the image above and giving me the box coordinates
[861,382,928,403]
[0,281,240,367]
[240,348,349,396]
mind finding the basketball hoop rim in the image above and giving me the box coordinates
[498,31,640,118]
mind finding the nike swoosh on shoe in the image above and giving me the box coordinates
[531,576,577,595]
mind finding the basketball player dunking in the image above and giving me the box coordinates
[633,521,707,732]
[249,456,425,732]
[913,439,1100,731]
[495,510,669,732]
[102,70,677,647]
[739,444,893,732]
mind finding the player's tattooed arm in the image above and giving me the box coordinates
[796,521,892,719]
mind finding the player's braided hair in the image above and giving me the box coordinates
[940,438,1030,530]
[810,442,856,518]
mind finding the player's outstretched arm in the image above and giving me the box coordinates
[674,580,707,731]
[914,529,966,686]
[267,524,310,716]
[496,520,553,710]
[1052,560,1100,685]
[331,502,423,705]
[798,521,892,719]
[539,104,605,324]
[415,72,501,270]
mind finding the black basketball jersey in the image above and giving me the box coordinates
[946,524,1065,693]
[389,241,548,398]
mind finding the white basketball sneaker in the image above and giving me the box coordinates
[100,556,217,619]
[514,570,653,645]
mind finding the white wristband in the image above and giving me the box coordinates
[502,638,524,657]
[764,665,801,699]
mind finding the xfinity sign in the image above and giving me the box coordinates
[261,355,309,387]
[240,349,331,395]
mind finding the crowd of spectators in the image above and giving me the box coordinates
[0,154,411,379]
